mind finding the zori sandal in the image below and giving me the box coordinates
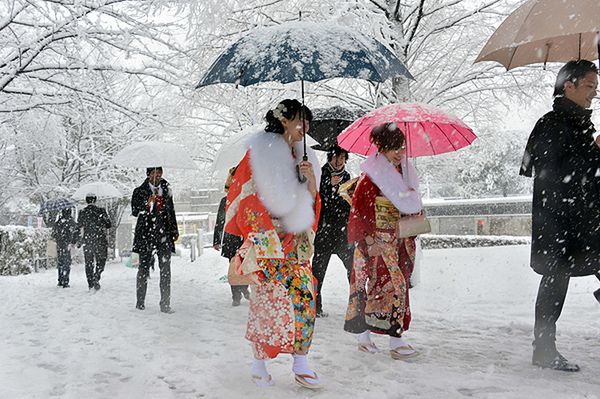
[358,342,381,354]
[294,372,323,389]
[252,374,274,387]
[390,345,419,360]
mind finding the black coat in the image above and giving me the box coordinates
[213,196,243,260]
[520,97,600,276]
[77,204,111,248]
[315,163,352,248]
[131,178,179,254]
[52,215,78,249]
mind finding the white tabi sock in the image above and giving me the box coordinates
[357,331,372,345]
[292,354,320,384]
[251,359,269,378]
[390,336,406,350]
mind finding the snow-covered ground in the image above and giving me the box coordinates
[1,245,599,399]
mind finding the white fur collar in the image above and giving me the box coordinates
[247,131,321,233]
[360,152,423,214]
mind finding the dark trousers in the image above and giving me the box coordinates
[137,243,171,309]
[83,244,107,288]
[57,245,71,286]
[533,273,570,356]
[312,236,354,313]
[230,285,249,301]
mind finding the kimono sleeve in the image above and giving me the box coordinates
[347,174,378,244]
[224,151,284,261]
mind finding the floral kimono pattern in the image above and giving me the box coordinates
[344,173,416,337]
[224,135,321,359]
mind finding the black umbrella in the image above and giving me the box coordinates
[309,106,366,151]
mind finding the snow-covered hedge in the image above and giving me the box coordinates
[0,226,53,275]
[421,234,530,249]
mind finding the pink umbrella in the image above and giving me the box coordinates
[337,103,477,157]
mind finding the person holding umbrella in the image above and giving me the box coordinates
[213,166,249,306]
[344,123,422,360]
[77,194,112,291]
[224,99,322,389]
[52,208,78,288]
[520,60,600,372]
[132,167,179,313]
[312,145,354,318]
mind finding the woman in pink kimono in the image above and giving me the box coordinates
[344,122,423,360]
[224,99,323,388]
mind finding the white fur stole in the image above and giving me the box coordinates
[360,152,423,214]
[247,130,321,233]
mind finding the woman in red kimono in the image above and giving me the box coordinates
[344,122,423,360]
[224,99,323,389]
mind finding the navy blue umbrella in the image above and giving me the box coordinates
[38,197,77,215]
[197,22,413,88]
[197,20,413,165]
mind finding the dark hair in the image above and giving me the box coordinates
[553,60,598,97]
[370,123,406,152]
[224,166,237,190]
[326,145,349,162]
[146,167,163,176]
[264,99,313,134]
[61,208,72,218]
[85,195,97,204]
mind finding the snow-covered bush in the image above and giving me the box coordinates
[0,226,53,276]
[421,234,530,250]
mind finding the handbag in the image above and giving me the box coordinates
[396,213,431,238]
[227,258,254,286]
[46,239,57,258]
[228,240,258,286]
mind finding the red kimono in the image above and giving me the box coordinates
[344,173,416,337]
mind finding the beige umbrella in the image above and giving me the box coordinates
[475,0,600,70]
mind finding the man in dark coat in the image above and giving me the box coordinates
[312,146,354,317]
[213,167,249,306]
[520,60,600,372]
[132,167,179,313]
[52,208,78,288]
[77,194,112,290]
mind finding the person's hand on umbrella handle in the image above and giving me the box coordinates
[213,244,221,251]
[331,175,342,186]
[595,134,600,148]
[299,160,317,197]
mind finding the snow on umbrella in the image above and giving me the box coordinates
[72,182,122,201]
[475,0,600,70]
[211,125,319,182]
[337,103,477,157]
[197,21,413,88]
[112,141,197,170]
[309,106,366,151]
[197,20,413,159]
[38,197,77,215]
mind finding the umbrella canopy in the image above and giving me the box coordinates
[72,182,122,201]
[337,103,477,157]
[309,106,366,151]
[475,0,600,70]
[39,197,77,215]
[197,21,413,88]
[113,141,197,170]
[212,126,319,182]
